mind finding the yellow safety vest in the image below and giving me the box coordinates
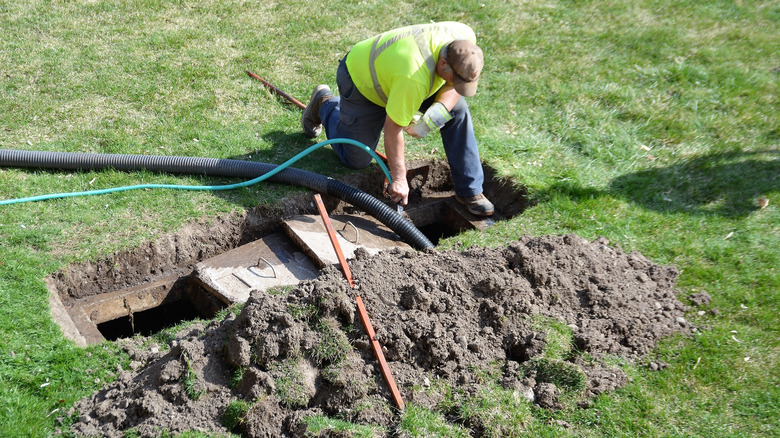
[346,22,476,126]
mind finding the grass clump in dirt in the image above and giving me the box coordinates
[309,318,352,366]
[268,357,312,408]
[531,315,575,361]
[267,285,295,296]
[440,382,534,438]
[524,358,587,395]
[287,302,319,323]
[221,399,251,432]
[181,353,206,401]
[319,359,367,396]
[229,366,246,390]
[423,364,535,437]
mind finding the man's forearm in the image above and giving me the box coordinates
[383,116,410,204]
[435,84,461,111]
[384,117,406,179]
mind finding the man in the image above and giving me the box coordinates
[302,21,494,216]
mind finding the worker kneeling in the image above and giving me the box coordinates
[302,21,494,217]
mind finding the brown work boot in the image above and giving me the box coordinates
[302,84,334,138]
[456,193,494,216]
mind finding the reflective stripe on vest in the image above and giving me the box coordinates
[368,25,436,104]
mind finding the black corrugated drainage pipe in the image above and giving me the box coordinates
[0,149,434,250]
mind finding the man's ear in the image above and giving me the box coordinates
[437,55,450,71]
[439,60,452,76]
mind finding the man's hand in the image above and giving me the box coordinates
[386,176,409,206]
[403,112,425,138]
[403,85,459,139]
[404,102,452,139]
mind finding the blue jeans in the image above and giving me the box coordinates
[319,56,485,198]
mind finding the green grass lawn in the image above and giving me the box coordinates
[1,0,777,436]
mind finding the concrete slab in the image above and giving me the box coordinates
[282,214,412,269]
[48,280,92,347]
[194,233,320,305]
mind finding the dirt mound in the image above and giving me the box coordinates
[69,234,693,437]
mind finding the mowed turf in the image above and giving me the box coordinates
[0,0,777,436]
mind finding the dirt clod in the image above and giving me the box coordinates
[70,234,692,437]
[688,291,713,307]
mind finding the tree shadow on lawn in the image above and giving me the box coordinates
[551,149,778,218]
[609,149,778,217]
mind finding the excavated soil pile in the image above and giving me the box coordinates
[70,234,693,437]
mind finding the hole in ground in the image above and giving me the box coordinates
[98,299,199,341]
[416,222,459,245]
[406,199,490,245]
[96,276,226,341]
[48,160,529,345]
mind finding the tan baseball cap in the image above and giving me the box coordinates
[447,40,484,97]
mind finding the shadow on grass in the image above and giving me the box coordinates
[609,150,778,217]
[226,129,347,177]
[207,129,362,207]
[546,149,778,218]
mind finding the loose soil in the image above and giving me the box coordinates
[68,233,696,437]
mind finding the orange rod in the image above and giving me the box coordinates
[246,70,307,110]
[375,150,389,163]
[313,194,403,410]
[313,194,355,288]
[356,295,405,411]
